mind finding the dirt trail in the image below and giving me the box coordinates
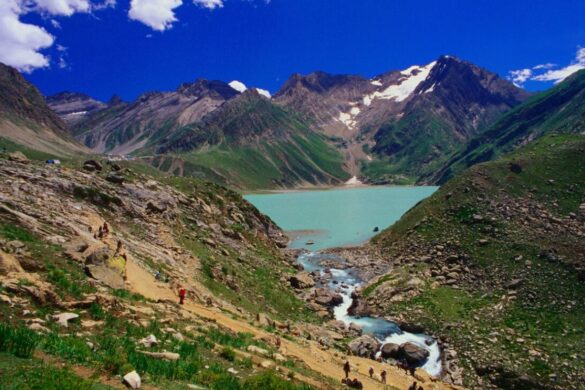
[126,258,462,390]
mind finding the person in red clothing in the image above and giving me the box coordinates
[178,286,186,305]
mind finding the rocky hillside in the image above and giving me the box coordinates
[52,79,349,189]
[0,63,87,156]
[46,91,107,125]
[431,68,585,184]
[274,56,528,183]
[0,151,312,388]
[71,79,240,155]
[153,90,350,189]
[0,151,460,390]
[352,134,585,389]
[370,56,529,181]
[41,56,526,189]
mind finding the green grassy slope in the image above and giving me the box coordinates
[365,134,585,388]
[154,92,350,189]
[432,69,585,184]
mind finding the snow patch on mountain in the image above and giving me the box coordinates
[337,105,361,130]
[338,112,357,130]
[229,80,271,98]
[423,82,437,94]
[367,61,436,103]
[229,80,247,93]
[255,88,272,99]
[370,79,383,86]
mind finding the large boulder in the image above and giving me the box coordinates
[348,335,381,358]
[289,271,315,289]
[52,312,79,328]
[146,200,167,213]
[0,250,24,275]
[83,160,102,172]
[8,151,29,164]
[123,370,141,389]
[138,334,159,348]
[400,342,430,365]
[255,313,274,327]
[313,288,343,307]
[85,248,126,289]
[136,350,180,361]
[106,173,125,184]
[380,342,401,359]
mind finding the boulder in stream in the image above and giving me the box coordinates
[400,342,430,365]
[380,342,401,359]
[348,335,381,359]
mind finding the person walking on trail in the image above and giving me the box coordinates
[380,369,387,384]
[407,381,418,390]
[343,360,351,379]
[368,366,374,378]
[178,286,186,305]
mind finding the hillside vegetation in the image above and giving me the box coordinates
[153,92,350,189]
[356,134,585,389]
[431,69,585,184]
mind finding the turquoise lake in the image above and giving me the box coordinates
[245,186,438,250]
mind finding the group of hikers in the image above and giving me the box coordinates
[343,360,424,389]
[93,221,110,240]
[89,221,422,389]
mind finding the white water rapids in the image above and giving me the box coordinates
[302,254,442,377]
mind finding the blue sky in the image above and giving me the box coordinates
[2,0,584,101]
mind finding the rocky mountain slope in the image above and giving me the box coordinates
[43,56,526,189]
[431,68,585,184]
[46,91,107,126]
[70,79,241,155]
[49,79,349,189]
[351,133,585,389]
[0,151,458,390]
[273,56,529,183]
[152,89,350,189]
[0,63,87,157]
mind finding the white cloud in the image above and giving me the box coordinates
[532,63,555,70]
[532,63,585,83]
[508,68,532,87]
[193,0,223,9]
[129,0,182,31]
[0,0,55,72]
[57,56,67,68]
[508,47,585,87]
[0,0,111,72]
[92,0,115,10]
[130,0,270,31]
[32,0,91,16]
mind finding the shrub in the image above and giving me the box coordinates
[219,347,236,362]
[0,324,39,358]
[243,371,313,389]
[42,333,92,363]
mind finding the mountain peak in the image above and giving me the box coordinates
[176,79,240,100]
[275,71,367,98]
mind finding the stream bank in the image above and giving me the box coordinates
[296,251,442,377]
